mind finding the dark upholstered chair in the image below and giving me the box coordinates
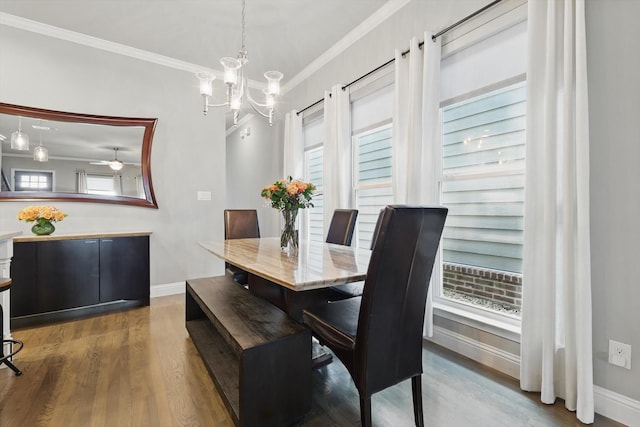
[327,208,385,301]
[325,209,358,246]
[223,209,260,285]
[303,206,447,427]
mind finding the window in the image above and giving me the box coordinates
[13,170,54,192]
[86,174,119,196]
[302,115,324,242]
[352,124,393,249]
[439,81,525,318]
[351,80,394,249]
[304,146,324,242]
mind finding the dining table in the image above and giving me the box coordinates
[198,237,371,322]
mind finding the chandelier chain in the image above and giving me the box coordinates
[241,0,246,51]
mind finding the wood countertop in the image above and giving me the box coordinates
[14,231,152,243]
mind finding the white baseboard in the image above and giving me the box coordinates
[150,281,185,298]
[594,385,640,427]
[427,326,640,426]
[427,324,521,379]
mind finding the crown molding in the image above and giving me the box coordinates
[0,12,271,89]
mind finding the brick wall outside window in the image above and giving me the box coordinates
[442,263,522,316]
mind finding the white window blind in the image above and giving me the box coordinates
[303,116,325,242]
[351,81,394,250]
[441,81,526,273]
[353,124,393,249]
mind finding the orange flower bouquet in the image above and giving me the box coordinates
[261,177,315,250]
[17,205,67,236]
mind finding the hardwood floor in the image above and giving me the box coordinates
[0,295,624,427]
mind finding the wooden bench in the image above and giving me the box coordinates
[186,276,311,427]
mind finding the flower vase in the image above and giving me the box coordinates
[280,209,299,252]
[31,218,55,236]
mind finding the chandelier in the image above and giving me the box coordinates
[196,0,283,126]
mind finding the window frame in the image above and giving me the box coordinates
[434,76,526,338]
[12,168,55,192]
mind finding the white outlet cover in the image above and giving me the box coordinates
[608,339,632,370]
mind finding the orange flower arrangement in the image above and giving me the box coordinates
[261,177,315,211]
[17,205,67,223]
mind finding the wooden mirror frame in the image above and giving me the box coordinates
[0,102,158,208]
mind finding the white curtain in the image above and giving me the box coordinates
[135,175,145,199]
[76,170,88,193]
[393,33,441,336]
[113,174,122,196]
[323,84,351,233]
[283,110,304,180]
[520,0,594,423]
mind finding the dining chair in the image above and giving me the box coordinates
[223,209,260,285]
[327,208,385,301]
[302,205,448,427]
[325,209,358,246]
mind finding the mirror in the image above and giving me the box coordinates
[0,102,158,208]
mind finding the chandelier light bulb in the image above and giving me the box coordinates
[196,72,215,97]
[263,89,275,109]
[230,95,241,111]
[220,57,241,85]
[264,71,283,97]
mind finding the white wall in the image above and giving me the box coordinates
[225,116,283,238]
[586,0,640,402]
[0,25,226,287]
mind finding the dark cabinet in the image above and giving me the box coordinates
[99,237,149,303]
[9,242,37,317]
[10,234,150,327]
[37,239,100,313]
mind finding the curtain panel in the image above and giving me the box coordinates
[322,85,352,234]
[283,110,304,180]
[393,33,442,336]
[520,0,594,423]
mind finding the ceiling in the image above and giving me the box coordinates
[0,0,392,89]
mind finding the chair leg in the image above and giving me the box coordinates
[2,357,22,376]
[359,396,372,427]
[411,375,424,427]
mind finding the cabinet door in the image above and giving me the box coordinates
[99,236,149,303]
[10,242,38,317]
[37,239,100,313]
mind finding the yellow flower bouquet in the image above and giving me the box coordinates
[17,205,67,236]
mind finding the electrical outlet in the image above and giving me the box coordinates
[608,340,632,370]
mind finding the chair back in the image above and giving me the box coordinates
[224,209,260,239]
[355,205,447,396]
[326,209,358,246]
[369,208,385,250]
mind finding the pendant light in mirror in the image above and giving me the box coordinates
[33,132,49,162]
[11,116,29,151]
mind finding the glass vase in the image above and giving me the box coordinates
[280,209,299,252]
[31,218,55,236]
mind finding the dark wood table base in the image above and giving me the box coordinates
[248,274,334,368]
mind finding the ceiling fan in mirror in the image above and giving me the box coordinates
[90,147,128,171]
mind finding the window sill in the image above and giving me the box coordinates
[433,301,521,343]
